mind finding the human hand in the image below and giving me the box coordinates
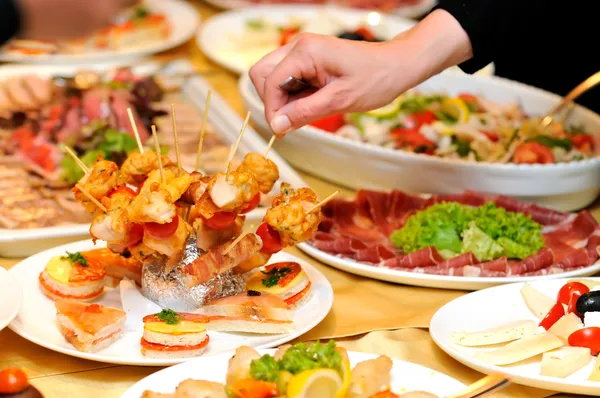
[249,9,473,136]
[16,0,138,41]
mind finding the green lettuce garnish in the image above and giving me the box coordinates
[390,202,544,260]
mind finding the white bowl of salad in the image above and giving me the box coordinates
[239,71,600,211]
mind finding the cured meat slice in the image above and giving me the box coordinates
[544,211,599,245]
[352,245,396,263]
[383,247,444,269]
[506,248,554,275]
[478,257,509,272]
[587,230,600,263]
[553,248,590,270]
[312,237,367,255]
[493,195,569,225]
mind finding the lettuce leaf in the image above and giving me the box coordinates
[461,222,504,261]
[497,237,533,260]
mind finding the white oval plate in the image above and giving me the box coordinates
[121,348,465,398]
[0,0,200,64]
[0,267,22,331]
[239,71,600,211]
[8,239,333,366]
[202,0,438,20]
[298,242,600,291]
[430,278,600,395]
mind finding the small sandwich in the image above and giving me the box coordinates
[141,309,210,359]
[111,7,170,50]
[80,248,142,288]
[39,252,106,301]
[55,300,126,353]
[245,262,312,308]
[201,292,293,334]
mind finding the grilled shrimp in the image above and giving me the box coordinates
[175,379,227,398]
[226,346,261,387]
[264,183,320,247]
[118,150,173,185]
[236,152,279,194]
[89,189,135,244]
[348,355,393,398]
[73,159,119,213]
[208,171,260,212]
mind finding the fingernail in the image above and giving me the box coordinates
[270,114,291,134]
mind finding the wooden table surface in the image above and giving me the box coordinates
[1,2,598,397]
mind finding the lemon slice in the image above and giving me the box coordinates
[335,351,352,398]
[286,369,343,398]
[441,98,470,123]
[366,96,403,118]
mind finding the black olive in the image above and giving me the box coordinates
[247,290,261,296]
[576,291,600,315]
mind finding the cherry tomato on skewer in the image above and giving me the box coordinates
[240,194,261,214]
[125,223,144,246]
[256,223,282,254]
[108,186,136,198]
[203,212,237,230]
[144,215,179,240]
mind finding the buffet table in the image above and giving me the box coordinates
[0,2,598,397]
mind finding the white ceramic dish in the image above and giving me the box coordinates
[430,278,600,395]
[298,242,600,291]
[122,348,466,397]
[199,5,493,76]
[202,0,438,20]
[0,61,306,257]
[8,239,333,366]
[0,0,199,64]
[0,267,22,331]
[240,71,600,212]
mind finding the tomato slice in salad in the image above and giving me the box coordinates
[568,327,600,355]
[310,114,345,133]
[390,127,436,154]
[256,223,283,254]
[144,215,179,240]
[513,142,555,164]
[539,302,565,330]
[404,110,437,129]
[481,130,499,142]
[571,133,595,151]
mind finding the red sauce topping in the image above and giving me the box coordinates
[84,304,103,313]
[140,335,210,352]
[263,262,301,287]
[285,282,312,306]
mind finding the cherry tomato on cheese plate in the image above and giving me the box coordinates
[539,302,565,330]
[557,282,589,305]
[568,327,600,355]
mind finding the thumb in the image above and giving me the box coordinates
[270,82,350,135]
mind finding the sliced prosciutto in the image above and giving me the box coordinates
[309,189,600,277]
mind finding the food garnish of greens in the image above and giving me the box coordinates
[63,251,88,267]
[261,267,291,288]
[250,341,343,383]
[157,309,180,325]
[246,19,265,30]
[390,202,545,261]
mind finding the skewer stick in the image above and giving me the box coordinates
[264,135,276,157]
[308,191,339,213]
[63,146,90,174]
[151,125,164,183]
[75,183,107,212]
[171,104,182,172]
[225,111,251,175]
[223,232,248,255]
[127,108,144,154]
[195,90,212,171]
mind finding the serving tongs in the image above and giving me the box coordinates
[540,70,600,129]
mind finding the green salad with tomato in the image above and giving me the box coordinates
[309,91,596,164]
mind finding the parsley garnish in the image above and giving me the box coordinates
[157,309,179,325]
[63,251,88,267]
[261,267,291,288]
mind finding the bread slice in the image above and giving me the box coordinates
[140,335,210,359]
[55,300,126,353]
[40,270,104,301]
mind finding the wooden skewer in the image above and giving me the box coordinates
[264,135,276,157]
[308,191,339,213]
[127,108,144,154]
[195,89,212,171]
[171,104,182,172]
[63,146,90,174]
[75,183,107,212]
[223,232,248,255]
[225,111,251,175]
[151,125,164,183]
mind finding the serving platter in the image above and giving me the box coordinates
[0,0,199,64]
[0,267,22,331]
[430,278,600,395]
[0,61,306,257]
[122,348,465,397]
[8,239,333,366]
[201,0,438,20]
[239,71,600,211]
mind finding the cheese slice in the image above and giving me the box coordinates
[548,313,583,341]
[144,321,207,335]
[474,332,564,366]
[521,284,555,318]
[541,346,591,378]
[246,270,306,296]
[588,355,600,381]
[451,321,536,347]
[46,256,74,284]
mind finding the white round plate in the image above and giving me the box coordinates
[203,0,437,20]
[0,267,22,331]
[430,278,600,395]
[8,240,333,366]
[122,348,465,397]
[240,71,600,211]
[298,242,600,291]
[198,5,417,75]
[0,0,199,64]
